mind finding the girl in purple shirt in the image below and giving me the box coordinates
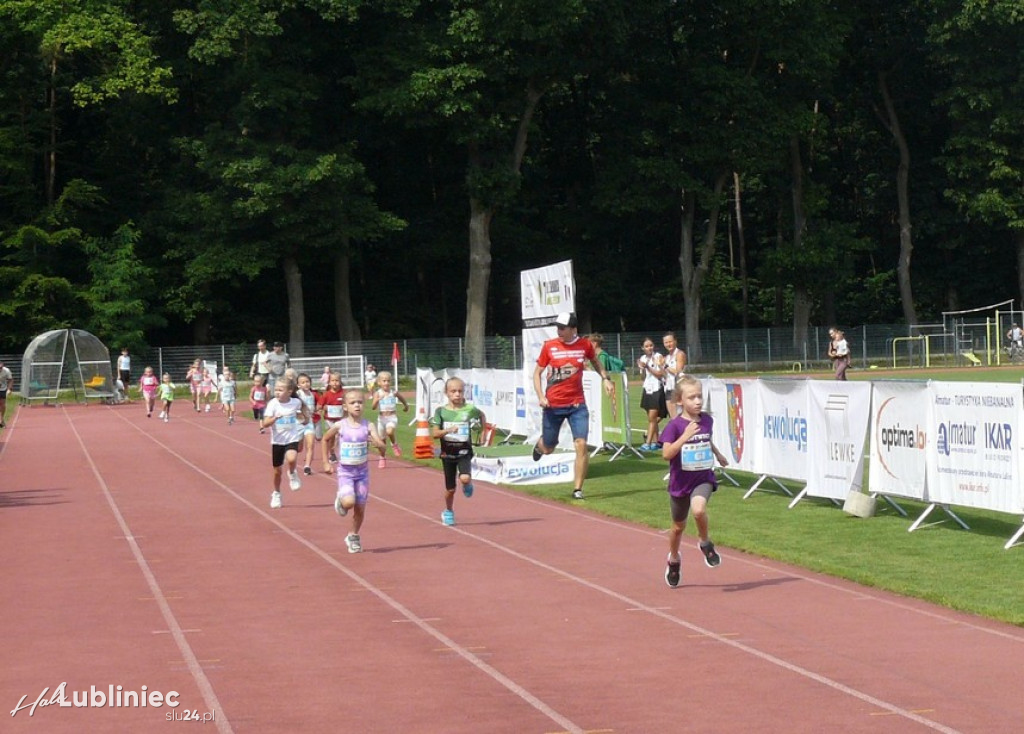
[660,375,729,588]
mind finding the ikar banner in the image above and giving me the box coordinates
[805,381,871,501]
[707,378,759,474]
[756,379,810,482]
[868,381,930,500]
[927,381,1023,514]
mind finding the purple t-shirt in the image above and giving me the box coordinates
[660,412,717,497]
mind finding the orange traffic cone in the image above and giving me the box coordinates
[414,419,434,459]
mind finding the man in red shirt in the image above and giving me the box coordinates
[532,312,615,500]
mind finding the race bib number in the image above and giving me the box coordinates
[445,421,471,442]
[253,389,266,401]
[276,414,298,426]
[680,441,714,471]
[379,395,397,412]
[326,405,344,419]
[337,441,368,465]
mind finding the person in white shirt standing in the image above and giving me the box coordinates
[117,348,132,402]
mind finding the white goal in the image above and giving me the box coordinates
[290,355,365,389]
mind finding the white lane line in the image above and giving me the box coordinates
[64,407,234,734]
[112,412,964,732]
[106,410,584,734]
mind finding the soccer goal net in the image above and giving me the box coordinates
[289,355,365,389]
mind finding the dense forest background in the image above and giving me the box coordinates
[3,1,1024,363]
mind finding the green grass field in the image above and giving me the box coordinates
[400,365,1024,626]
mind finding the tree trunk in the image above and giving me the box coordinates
[463,83,544,366]
[679,171,729,364]
[734,172,750,329]
[878,70,918,325]
[790,134,810,349]
[282,254,305,356]
[333,245,361,341]
[47,55,58,207]
[465,195,493,366]
[1017,231,1024,310]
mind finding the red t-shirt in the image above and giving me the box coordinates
[537,336,596,408]
[317,389,346,422]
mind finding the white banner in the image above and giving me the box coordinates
[927,381,1023,514]
[520,260,575,321]
[805,381,871,501]
[707,378,759,474]
[868,381,929,500]
[471,452,577,485]
[756,379,810,482]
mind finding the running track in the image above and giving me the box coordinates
[3,403,1022,732]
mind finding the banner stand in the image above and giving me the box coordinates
[1004,519,1024,550]
[873,493,908,517]
[907,503,970,533]
[717,469,740,487]
[743,475,795,499]
[593,441,644,461]
[788,488,842,509]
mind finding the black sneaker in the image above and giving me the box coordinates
[329,451,338,463]
[532,443,543,462]
[699,541,721,568]
[665,558,681,588]
[303,466,312,476]
[572,488,584,500]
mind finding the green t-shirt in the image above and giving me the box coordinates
[430,403,484,457]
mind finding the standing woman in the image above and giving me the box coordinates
[662,331,688,417]
[828,328,851,381]
[637,339,667,450]
[117,348,132,402]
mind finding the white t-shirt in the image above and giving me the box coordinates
[117,354,131,371]
[638,353,664,394]
[265,397,305,445]
[834,338,849,358]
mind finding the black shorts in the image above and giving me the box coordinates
[271,442,300,467]
[0,388,7,400]
[640,389,668,418]
[119,370,131,387]
[441,454,473,490]
[669,483,715,522]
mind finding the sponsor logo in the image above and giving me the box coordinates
[515,387,525,417]
[936,421,977,456]
[507,463,570,480]
[763,408,807,452]
[726,383,744,462]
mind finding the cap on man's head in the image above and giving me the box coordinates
[554,312,577,328]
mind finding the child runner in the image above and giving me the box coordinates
[250,374,269,432]
[185,359,203,412]
[296,373,321,475]
[158,373,176,422]
[219,369,237,424]
[317,372,346,473]
[371,370,409,468]
[261,377,309,509]
[429,377,485,526]
[201,366,217,412]
[138,366,159,418]
[322,389,386,553]
[660,375,728,588]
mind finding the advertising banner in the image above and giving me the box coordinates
[868,381,930,500]
[471,451,577,485]
[520,260,575,322]
[756,379,810,482]
[804,381,871,501]
[707,378,759,474]
[927,381,1023,514]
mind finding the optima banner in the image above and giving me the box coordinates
[868,381,929,500]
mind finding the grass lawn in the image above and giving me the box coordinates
[397,364,1024,626]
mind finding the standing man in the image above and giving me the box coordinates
[0,360,14,428]
[532,312,614,500]
[264,341,290,390]
[662,331,688,417]
[117,347,132,402]
[249,339,271,385]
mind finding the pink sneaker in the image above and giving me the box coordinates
[392,444,402,457]
[377,458,386,469]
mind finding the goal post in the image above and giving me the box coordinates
[942,300,1015,366]
[289,355,365,390]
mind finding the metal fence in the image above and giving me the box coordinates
[2,322,994,390]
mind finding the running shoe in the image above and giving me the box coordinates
[392,444,402,457]
[441,509,455,526]
[270,490,282,509]
[288,471,302,491]
[334,495,348,517]
[163,416,169,423]
[463,482,474,498]
[665,557,682,588]
[303,466,312,476]
[158,411,165,419]
[378,458,387,469]
[699,541,721,568]
[329,451,337,463]
[532,443,543,461]
[228,417,234,425]
[345,533,362,553]
[205,404,211,412]
[572,488,585,500]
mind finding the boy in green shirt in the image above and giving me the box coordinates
[429,377,486,526]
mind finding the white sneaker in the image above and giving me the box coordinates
[158,411,165,419]
[270,491,282,509]
[205,404,211,412]
[288,471,301,491]
[334,495,348,517]
[163,416,169,423]
[345,533,362,553]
